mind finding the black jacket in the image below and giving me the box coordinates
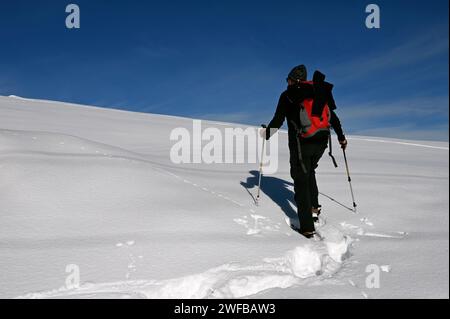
[266,71,346,148]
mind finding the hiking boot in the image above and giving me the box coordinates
[290,225,317,239]
[300,231,316,239]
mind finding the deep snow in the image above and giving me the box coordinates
[0,95,448,298]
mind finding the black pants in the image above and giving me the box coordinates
[290,141,327,233]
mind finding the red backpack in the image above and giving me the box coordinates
[290,80,337,173]
[298,81,331,138]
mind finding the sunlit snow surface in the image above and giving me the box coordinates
[0,95,448,298]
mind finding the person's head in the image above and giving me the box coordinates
[287,64,307,85]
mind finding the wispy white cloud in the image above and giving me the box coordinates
[327,27,449,84]
[338,94,449,141]
[351,123,449,142]
[323,26,449,142]
[340,95,449,121]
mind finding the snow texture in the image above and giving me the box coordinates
[0,95,448,298]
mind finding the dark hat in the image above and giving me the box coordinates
[287,64,307,82]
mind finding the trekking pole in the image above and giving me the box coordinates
[342,148,357,213]
[256,124,267,206]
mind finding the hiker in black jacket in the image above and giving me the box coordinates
[261,65,347,238]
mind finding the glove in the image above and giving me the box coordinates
[339,139,348,150]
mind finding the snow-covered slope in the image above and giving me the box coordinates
[0,95,448,298]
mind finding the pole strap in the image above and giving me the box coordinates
[328,133,338,168]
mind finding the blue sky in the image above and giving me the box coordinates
[0,0,448,141]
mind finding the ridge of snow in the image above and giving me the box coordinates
[18,225,351,299]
